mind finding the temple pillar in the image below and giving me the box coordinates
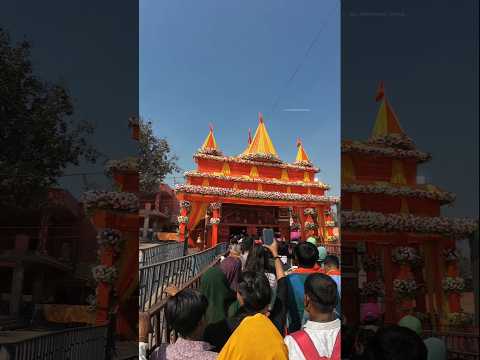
[10,262,24,316]
[210,203,221,247]
[96,246,114,324]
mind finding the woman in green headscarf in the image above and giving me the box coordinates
[199,266,236,324]
[398,315,447,360]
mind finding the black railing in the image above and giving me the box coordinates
[2,325,108,360]
[139,241,184,266]
[138,243,228,312]
[424,329,480,360]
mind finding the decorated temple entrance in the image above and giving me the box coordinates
[175,114,339,250]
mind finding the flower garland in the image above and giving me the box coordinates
[367,134,416,150]
[304,208,317,216]
[81,190,139,213]
[239,152,283,163]
[294,160,313,167]
[326,235,339,242]
[342,141,431,163]
[305,221,318,230]
[177,216,189,224]
[92,265,118,284]
[105,157,138,175]
[209,202,222,210]
[341,211,478,237]
[443,248,459,262]
[325,220,336,227]
[361,280,384,297]
[179,200,192,213]
[128,116,139,127]
[291,223,300,231]
[446,312,473,327]
[175,184,338,204]
[196,147,224,157]
[342,183,456,204]
[97,229,124,253]
[86,293,97,312]
[442,277,465,293]
[392,247,423,266]
[194,153,320,172]
[393,278,418,300]
[185,171,330,189]
[362,255,381,272]
[209,217,221,225]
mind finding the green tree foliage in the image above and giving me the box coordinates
[0,29,99,209]
[139,118,180,193]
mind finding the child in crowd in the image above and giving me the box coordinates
[284,273,341,360]
[150,288,217,360]
[323,255,341,318]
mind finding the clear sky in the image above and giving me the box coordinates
[140,0,340,196]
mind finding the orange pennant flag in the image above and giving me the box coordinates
[248,128,252,145]
[258,112,264,123]
[375,81,385,102]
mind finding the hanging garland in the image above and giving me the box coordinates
[179,200,192,213]
[209,218,221,225]
[92,265,118,284]
[342,182,455,204]
[367,134,416,150]
[104,157,138,175]
[392,247,423,267]
[442,277,465,293]
[239,152,283,163]
[361,280,385,297]
[342,211,478,237]
[304,221,318,230]
[443,248,459,262]
[342,140,431,163]
[209,202,222,210]
[196,147,224,157]
[393,278,418,300]
[185,171,329,189]
[176,184,339,204]
[362,254,381,272]
[446,312,473,327]
[97,229,124,253]
[304,208,317,216]
[81,190,139,214]
[325,220,336,227]
[177,216,189,224]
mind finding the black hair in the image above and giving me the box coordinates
[341,325,358,359]
[237,271,271,312]
[294,242,319,268]
[304,273,338,313]
[241,236,254,253]
[324,254,340,268]
[164,288,208,337]
[364,325,427,360]
[244,244,274,273]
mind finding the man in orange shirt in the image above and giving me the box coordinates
[324,255,341,319]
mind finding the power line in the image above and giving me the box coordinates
[271,2,339,113]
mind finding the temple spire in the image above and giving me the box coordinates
[201,123,218,151]
[371,82,406,138]
[295,138,312,165]
[242,113,279,158]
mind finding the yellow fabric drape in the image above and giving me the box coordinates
[281,169,289,181]
[188,202,209,231]
[372,98,404,137]
[287,186,291,193]
[352,194,361,211]
[250,166,259,178]
[342,155,356,182]
[222,162,231,176]
[202,178,210,186]
[303,172,311,182]
[201,130,218,150]
[296,144,311,163]
[258,183,263,191]
[243,119,278,156]
[391,160,407,185]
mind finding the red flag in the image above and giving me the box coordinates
[375,81,385,102]
[209,123,214,132]
[258,112,264,123]
[248,128,252,144]
[296,137,302,148]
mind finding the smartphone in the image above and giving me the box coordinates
[262,228,274,246]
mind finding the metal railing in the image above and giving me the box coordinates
[140,254,225,352]
[138,243,228,312]
[139,241,185,266]
[2,325,108,360]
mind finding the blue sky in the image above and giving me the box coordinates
[140,0,340,196]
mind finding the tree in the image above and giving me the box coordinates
[139,118,180,193]
[0,29,99,209]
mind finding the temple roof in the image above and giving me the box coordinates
[295,139,312,166]
[241,113,280,162]
[201,125,218,150]
[371,82,406,138]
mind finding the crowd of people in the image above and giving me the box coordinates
[141,233,448,360]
